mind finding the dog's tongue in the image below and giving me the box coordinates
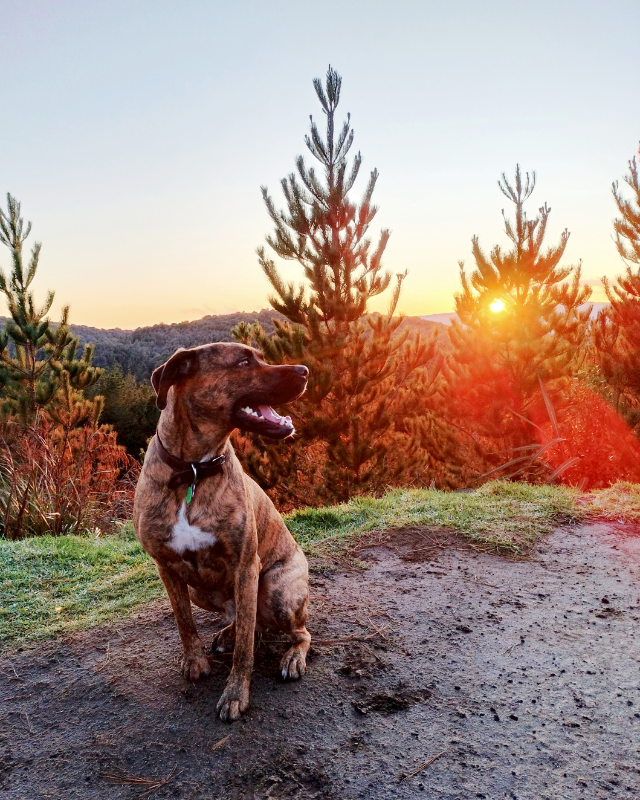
[258,405,292,426]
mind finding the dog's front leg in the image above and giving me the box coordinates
[156,562,211,681]
[215,551,259,721]
[216,508,260,722]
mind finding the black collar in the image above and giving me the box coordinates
[155,433,226,492]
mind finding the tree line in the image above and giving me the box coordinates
[1,66,639,535]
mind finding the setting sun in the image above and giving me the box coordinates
[490,299,506,313]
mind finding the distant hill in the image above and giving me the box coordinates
[71,310,286,381]
[0,310,284,382]
[421,302,609,326]
[0,310,447,383]
[421,312,458,326]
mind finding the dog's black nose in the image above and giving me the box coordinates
[293,365,309,379]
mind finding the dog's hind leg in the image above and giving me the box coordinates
[212,599,237,653]
[188,587,227,613]
[279,620,311,681]
[187,589,236,653]
[212,621,236,653]
[258,547,311,681]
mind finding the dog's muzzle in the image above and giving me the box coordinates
[233,365,308,439]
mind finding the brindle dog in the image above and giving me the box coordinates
[133,342,310,721]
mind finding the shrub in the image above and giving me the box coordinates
[0,417,138,539]
[533,381,640,489]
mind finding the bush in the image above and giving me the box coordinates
[534,381,640,489]
[0,418,138,539]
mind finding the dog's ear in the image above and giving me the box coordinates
[151,348,199,410]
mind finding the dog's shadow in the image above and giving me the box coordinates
[205,628,300,679]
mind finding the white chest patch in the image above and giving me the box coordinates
[169,503,218,554]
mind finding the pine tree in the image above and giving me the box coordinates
[0,193,101,424]
[445,166,591,479]
[594,144,640,429]
[234,67,454,506]
[613,144,640,266]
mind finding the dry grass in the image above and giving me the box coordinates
[0,418,137,539]
[581,482,640,523]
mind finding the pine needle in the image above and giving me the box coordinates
[211,734,231,752]
[398,749,447,782]
[101,766,180,797]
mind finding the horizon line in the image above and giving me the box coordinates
[0,301,609,333]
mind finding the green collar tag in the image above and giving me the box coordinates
[186,464,197,504]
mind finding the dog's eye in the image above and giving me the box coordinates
[238,358,250,368]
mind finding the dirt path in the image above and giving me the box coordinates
[1,522,640,799]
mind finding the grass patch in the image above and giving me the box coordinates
[287,480,581,556]
[0,522,162,647]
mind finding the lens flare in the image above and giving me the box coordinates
[490,299,505,313]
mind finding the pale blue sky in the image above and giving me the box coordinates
[1,0,638,328]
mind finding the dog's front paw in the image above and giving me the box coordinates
[280,645,307,681]
[216,673,250,722]
[181,648,211,681]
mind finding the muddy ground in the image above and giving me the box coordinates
[1,521,640,800]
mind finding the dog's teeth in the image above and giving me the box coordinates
[242,406,252,414]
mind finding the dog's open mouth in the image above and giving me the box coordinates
[235,404,295,439]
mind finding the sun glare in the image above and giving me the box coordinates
[490,299,505,313]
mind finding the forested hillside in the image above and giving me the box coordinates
[0,310,282,382]
[71,309,283,380]
[0,311,445,383]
